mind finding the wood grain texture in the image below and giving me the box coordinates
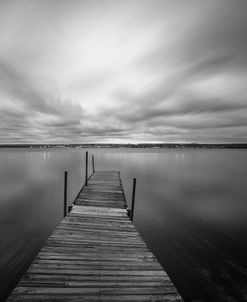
[7,171,183,301]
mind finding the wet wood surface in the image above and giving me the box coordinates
[8,171,183,301]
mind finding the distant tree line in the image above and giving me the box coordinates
[1,143,247,149]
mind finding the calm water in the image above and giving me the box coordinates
[1,148,247,301]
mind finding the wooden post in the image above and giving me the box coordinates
[68,205,73,213]
[130,178,136,221]
[64,171,68,217]
[92,155,95,173]
[85,151,88,186]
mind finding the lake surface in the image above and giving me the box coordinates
[1,147,247,301]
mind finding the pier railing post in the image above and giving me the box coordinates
[64,171,68,217]
[85,151,88,186]
[130,178,136,221]
[68,204,73,213]
[92,155,95,173]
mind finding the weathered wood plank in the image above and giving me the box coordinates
[10,286,179,295]
[7,171,182,301]
[8,295,182,301]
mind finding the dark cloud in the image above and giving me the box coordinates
[0,60,87,142]
[110,85,247,123]
[0,60,83,117]
[0,58,131,142]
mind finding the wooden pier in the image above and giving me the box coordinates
[8,170,183,301]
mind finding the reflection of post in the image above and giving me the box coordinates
[92,155,95,173]
[64,171,68,217]
[85,151,88,186]
[130,178,136,222]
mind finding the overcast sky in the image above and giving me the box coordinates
[0,0,247,144]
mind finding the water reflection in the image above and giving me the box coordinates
[0,148,247,301]
[175,151,185,163]
[43,151,51,161]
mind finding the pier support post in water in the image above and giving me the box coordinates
[64,171,68,217]
[68,205,73,213]
[85,151,88,186]
[92,155,95,173]
[130,178,136,221]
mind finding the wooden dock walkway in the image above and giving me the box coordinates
[8,171,183,301]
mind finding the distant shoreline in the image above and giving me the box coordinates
[1,143,247,149]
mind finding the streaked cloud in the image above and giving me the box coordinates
[0,0,247,143]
